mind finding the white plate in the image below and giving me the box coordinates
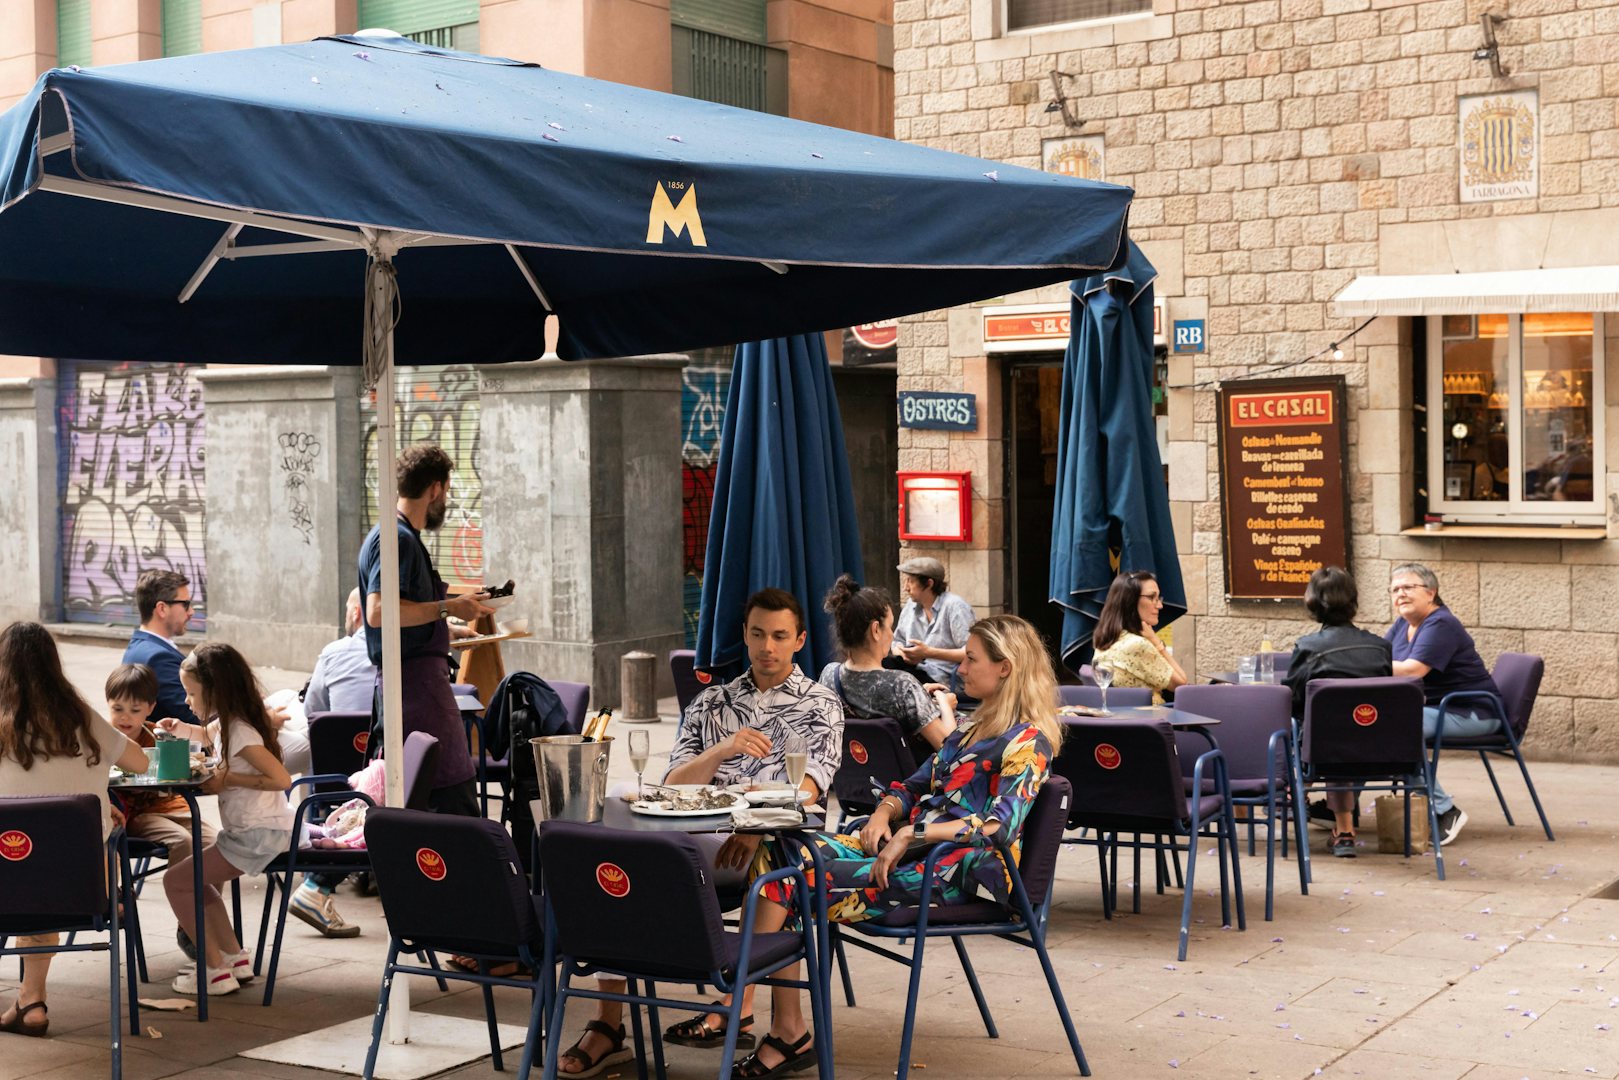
[481,594,517,610]
[630,785,744,817]
[738,787,812,807]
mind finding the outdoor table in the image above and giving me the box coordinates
[1203,671,1284,686]
[1063,704,1223,749]
[579,799,836,1080]
[108,773,214,1021]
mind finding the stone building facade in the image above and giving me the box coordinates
[893,0,1619,761]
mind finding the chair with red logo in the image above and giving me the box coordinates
[1057,685,1154,710]
[669,649,706,724]
[538,820,828,1080]
[362,808,549,1080]
[254,732,442,1005]
[830,717,917,832]
[0,795,138,1079]
[1295,677,1443,879]
[307,711,374,791]
[1056,718,1245,960]
[1428,652,1553,841]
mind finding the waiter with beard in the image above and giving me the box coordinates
[358,443,493,816]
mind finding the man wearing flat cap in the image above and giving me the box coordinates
[890,555,976,692]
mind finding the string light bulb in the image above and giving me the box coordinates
[1332,343,1344,360]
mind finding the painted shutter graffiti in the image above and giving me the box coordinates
[681,357,732,646]
[57,360,207,627]
[361,365,483,590]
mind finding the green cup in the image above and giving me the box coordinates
[154,737,191,781]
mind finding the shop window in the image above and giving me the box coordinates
[1427,313,1605,524]
[1007,0,1151,32]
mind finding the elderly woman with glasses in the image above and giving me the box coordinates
[1385,562,1500,847]
[1089,571,1188,704]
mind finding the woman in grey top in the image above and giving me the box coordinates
[819,574,953,750]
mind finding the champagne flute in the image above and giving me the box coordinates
[628,729,650,802]
[782,733,809,822]
[1093,663,1114,715]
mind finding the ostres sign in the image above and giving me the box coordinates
[898,391,978,432]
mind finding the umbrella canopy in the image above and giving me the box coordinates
[0,34,1132,366]
[1048,242,1186,671]
[694,334,862,680]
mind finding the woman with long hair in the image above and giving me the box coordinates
[819,573,952,749]
[671,614,1062,1078]
[0,622,147,1037]
[1089,570,1188,703]
[156,642,293,996]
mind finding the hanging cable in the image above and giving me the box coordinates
[361,249,401,393]
[1166,317,1376,390]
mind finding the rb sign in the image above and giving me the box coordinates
[1172,319,1206,354]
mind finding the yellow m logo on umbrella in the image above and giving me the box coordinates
[646,182,707,247]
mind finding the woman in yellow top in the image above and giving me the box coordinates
[1089,571,1188,704]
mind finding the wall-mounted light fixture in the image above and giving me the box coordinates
[1045,71,1084,130]
[1473,13,1509,78]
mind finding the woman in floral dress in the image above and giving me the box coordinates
[695,613,1063,1079]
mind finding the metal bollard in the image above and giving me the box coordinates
[619,650,659,723]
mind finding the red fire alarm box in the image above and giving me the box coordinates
[897,472,972,543]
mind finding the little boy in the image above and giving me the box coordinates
[106,663,219,860]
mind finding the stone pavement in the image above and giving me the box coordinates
[5,640,1617,1079]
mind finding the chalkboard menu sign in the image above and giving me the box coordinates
[1216,375,1351,600]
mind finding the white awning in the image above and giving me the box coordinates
[1332,266,1619,316]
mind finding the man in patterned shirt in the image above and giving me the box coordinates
[552,588,844,1078]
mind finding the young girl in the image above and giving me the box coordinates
[157,642,293,996]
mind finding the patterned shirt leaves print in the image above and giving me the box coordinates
[666,666,845,793]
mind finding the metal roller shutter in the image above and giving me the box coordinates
[357,0,480,37]
[671,0,767,45]
[57,360,208,627]
[57,0,91,68]
[680,351,732,646]
[361,365,484,591]
[163,0,202,57]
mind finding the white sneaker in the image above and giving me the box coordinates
[173,964,241,996]
[289,882,361,938]
[231,950,255,985]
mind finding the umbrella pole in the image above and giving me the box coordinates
[371,243,412,1043]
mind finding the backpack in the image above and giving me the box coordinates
[484,671,576,804]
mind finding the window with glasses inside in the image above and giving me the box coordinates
[1006,0,1151,32]
[1428,313,1605,523]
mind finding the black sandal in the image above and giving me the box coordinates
[665,1001,756,1049]
[0,1000,48,1038]
[558,1020,632,1078]
[732,1031,815,1078]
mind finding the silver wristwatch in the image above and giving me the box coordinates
[439,601,449,621]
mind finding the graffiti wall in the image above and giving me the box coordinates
[57,361,208,626]
[362,365,483,590]
[681,355,732,645]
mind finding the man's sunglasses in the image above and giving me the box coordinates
[161,597,194,610]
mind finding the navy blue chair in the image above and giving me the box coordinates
[669,649,705,723]
[538,821,827,1080]
[1295,677,1443,879]
[0,795,136,1080]
[1429,652,1553,841]
[307,710,374,791]
[255,731,441,1004]
[1058,684,1153,709]
[362,809,549,1079]
[464,707,512,819]
[834,776,1089,1077]
[1172,683,1308,919]
[829,717,917,831]
[1057,718,1245,960]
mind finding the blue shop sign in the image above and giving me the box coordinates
[898,391,978,431]
[1172,319,1206,353]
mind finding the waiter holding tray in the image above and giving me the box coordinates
[359,443,493,817]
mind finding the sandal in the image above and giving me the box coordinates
[732,1031,815,1079]
[664,1001,756,1049]
[0,1000,48,1038]
[558,1019,632,1078]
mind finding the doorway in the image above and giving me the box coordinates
[1007,360,1066,673]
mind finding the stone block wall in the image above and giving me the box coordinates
[893,0,1619,761]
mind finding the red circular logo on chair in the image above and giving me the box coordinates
[0,830,32,861]
[849,740,869,765]
[415,847,447,881]
[1352,704,1378,727]
[353,732,370,754]
[596,862,631,898]
[695,670,713,684]
[1094,743,1122,770]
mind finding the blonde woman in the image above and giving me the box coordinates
[1089,570,1188,704]
[679,614,1061,1079]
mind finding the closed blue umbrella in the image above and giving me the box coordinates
[1048,242,1186,671]
[695,334,862,680]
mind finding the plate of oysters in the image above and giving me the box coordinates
[629,784,745,817]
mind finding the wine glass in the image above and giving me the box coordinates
[1093,663,1114,715]
[628,729,650,802]
[782,733,809,821]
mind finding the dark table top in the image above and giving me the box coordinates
[535,798,826,835]
[1061,705,1221,728]
[109,772,212,790]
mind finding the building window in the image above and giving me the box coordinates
[672,26,785,114]
[1006,0,1151,32]
[1427,313,1605,523]
[57,0,92,68]
[408,23,479,52]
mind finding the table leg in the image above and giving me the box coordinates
[780,834,833,1080]
[180,791,208,1023]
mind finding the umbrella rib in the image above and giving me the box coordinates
[504,244,553,311]
[38,173,367,246]
[178,222,244,303]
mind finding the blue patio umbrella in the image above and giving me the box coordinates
[1048,242,1186,671]
[694,334,862,680]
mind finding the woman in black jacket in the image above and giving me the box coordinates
[1283,566,1392,858]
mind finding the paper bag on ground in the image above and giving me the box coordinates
[1374,793,1432,854]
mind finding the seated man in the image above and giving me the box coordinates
[305,588,377,715]
[1386,562,1500,846]
[890,556,975,692]
[554,588,844,1077]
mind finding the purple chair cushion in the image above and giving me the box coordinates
[0,794,105,930]
[1301,677,1426,776]
[1489,653,1543,739]
[1171,683,1292,784]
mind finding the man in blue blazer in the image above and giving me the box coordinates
[122,569,200,725]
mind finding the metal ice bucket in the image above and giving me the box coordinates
[530,735,612,823]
